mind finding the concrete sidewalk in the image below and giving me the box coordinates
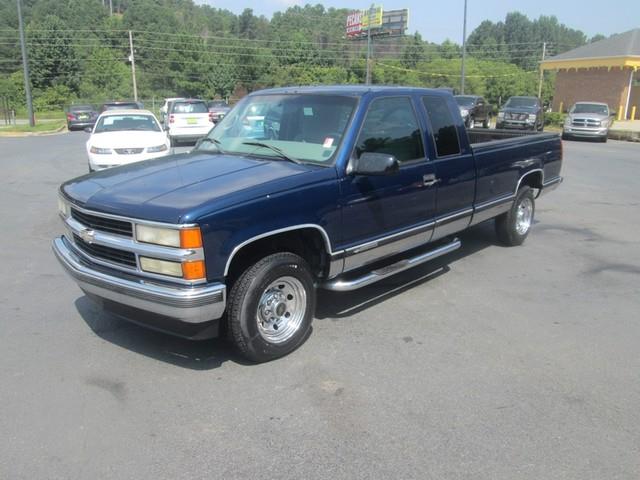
[609,120,640,142]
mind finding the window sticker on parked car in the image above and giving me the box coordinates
[323,137,334,148]
[304,107,314,116]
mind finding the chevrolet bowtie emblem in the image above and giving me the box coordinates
[80,228,96,244]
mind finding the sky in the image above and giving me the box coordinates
[198,0,640,44]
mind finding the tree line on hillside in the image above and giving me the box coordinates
[0,0,602,113]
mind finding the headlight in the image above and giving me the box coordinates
[139,257,183,277]
[135,224,203,249]
[497,112,505,119]
[147,144,168,153]
[58,197,70,218]
[528,114,537,121]
[460,109,469,117]
[90,146,112,154]
[564,117,571,126]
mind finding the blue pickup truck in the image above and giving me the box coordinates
[53,86,563,362]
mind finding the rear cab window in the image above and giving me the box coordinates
[354,96,425,163]
[171,101,209,114]
[422,96,461,157]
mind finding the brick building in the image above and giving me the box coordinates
[541,28,640,119]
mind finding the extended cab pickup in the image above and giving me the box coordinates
[53,86,563,362]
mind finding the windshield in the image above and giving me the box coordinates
[202,94,358,165]
[504,97,538,108]
[172,101,208,114]
[455,96,476,107]
[208,101,229,108]
[94,114,161,133]
[571,103,609,115]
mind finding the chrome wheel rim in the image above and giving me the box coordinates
[515,197,533,235]
[256,276,307,344]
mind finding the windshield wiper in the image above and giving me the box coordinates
[196,137,224,153]
[241,141,302,165]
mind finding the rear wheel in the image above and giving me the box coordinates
[495,186,535,246]
[227,252,316,363]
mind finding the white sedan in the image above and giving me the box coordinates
[86,110,170,172]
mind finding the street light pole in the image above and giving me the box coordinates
[460,0,468,94]
[365,4,375,85]
[16,0,34,126]
[128,30,138,101]
[537,42,546,99]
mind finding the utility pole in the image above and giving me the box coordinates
[537,42,546,99]
[109,0,113,16]
[128,30,138,101]
[365,4,375,85]
[460,0,468,94]
[16,0,34,126]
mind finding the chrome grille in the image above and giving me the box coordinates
[115,148,144,155]
[506,112,528,121]
[572,118,601,128]
[71,208,133,237]
[73,234,137,268]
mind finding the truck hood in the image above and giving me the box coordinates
[61,152,329,224]
[568,112,609,122]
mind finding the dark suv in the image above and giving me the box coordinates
[66,104,98,131]
[454,95,492,128]
[496,96,543,131]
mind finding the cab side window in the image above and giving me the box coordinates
[355,97,425,163]
[422,96,461,157]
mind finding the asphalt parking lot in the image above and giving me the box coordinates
[1,132,639,479]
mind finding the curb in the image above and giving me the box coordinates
[607,130,640,142]
[0,124,67,137]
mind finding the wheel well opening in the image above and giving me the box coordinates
[519,171,543,192]
[226,228,330,285]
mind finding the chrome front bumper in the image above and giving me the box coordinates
[52,236,226,324]
[563,126,608,137]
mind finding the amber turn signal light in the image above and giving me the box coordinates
[180,227,203,249]
[182,260,206,280]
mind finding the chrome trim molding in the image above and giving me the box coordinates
[435,208,474,226]
[322,238,461,291]
[53,237,226,324]
[344,220,435,257]
[474,194,515,211]
[223,224,336,276]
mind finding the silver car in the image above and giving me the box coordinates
[562,102,613,142]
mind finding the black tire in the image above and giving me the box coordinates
[561,132,569,140]
[600,135,608,143]
[227,252,316,363]
[482,117,490,128]
[495,186,535,246]
[169,136,177,147]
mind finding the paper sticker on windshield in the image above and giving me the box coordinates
[303,107,314,116]
[103,117,115,125]
[323,137,334,148]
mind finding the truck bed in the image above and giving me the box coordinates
[467,128,559,145]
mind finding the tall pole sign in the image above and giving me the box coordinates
[460,0,468,94]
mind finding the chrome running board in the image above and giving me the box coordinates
[322,238,461,292]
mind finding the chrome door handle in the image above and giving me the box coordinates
[423,174,440,187]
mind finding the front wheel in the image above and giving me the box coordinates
[495,186,535,246]
[227,252,316,363]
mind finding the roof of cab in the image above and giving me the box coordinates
[249,85,454,96]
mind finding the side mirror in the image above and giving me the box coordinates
[351,152,400,176]
[84,127,92,133]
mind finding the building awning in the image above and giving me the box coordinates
[541,55,640,71]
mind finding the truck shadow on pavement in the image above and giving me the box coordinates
[75,221,500,370]
[316,221,498,319]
